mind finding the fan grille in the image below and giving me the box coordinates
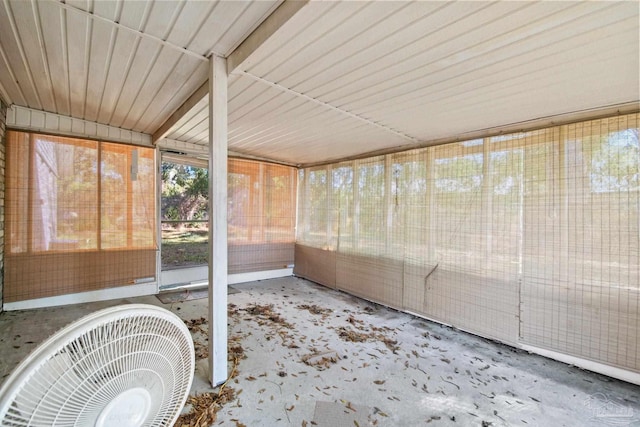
[0,305,195,427]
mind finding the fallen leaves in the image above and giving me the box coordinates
[336,326,399,353]
[243,304,293,328]
[184,318,209,360]
[176,387,237,427]
[184,317,207,333]
[297,304,332,317]
[301,350,340,370]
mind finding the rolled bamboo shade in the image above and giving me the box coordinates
[4,131,156,302]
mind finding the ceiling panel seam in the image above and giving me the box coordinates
[238,70,420,144]
[93,12,119,124]
[79,14,91,118]
[182,1,219,52]
[130,52,185,131]
[3,0,44,109]
[105,37,142,125]
[31,1,58,112]
[203,2,248,58]
[276,1,452,94]
[60,5,71,116]
[54,0,208,62]
[0,43,25,104]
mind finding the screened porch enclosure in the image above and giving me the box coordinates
[295,113,640,374]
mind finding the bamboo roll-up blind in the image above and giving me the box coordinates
[227,159,296,273]
[4,131,156,302]
[521,115,639,370]
[296,113,639,372]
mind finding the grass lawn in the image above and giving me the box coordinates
[161,227,208,269]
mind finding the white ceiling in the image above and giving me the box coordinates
[0,0,280,133]
[2,1,639,166]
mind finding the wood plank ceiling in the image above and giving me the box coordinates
[1,1,639,166]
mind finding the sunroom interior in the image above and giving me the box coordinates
[0,0,638,394]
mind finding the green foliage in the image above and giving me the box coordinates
[161,163,209,221]
[591,129,639,192]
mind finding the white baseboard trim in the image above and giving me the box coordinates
[160,267,294,290]
[229,268,293,285]
[3,283,158,311]
[160,266,209,288]
[519,343,640,386]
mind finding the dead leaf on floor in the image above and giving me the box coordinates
[347,315,364,326]
[230,343,246,361]
[336,326,399,352]
[301,350,340,370]
[373,407,388,417]
[184,317,207,333]
[243,304,293,328]
[297,304,332,316]
[336,327,371,343]
[175,387,237,427]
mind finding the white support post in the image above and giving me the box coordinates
[208,54,228,387]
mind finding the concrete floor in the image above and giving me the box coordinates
[1,276,639,426]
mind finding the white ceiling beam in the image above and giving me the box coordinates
[227,0,309,74]
[151,81,208,144]
[157,138,209,156]
[151,0,308,146]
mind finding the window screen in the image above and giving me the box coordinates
[4,131,156,302]
[227,159,296,273]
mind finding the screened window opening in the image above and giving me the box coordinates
[228,159,297,274]
[5,131,156,302]
[160,157,297,274]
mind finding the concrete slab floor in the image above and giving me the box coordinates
[1,276,638,426]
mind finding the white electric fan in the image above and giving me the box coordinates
[0,304,195,426]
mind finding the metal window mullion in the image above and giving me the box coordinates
[97,142,102,250]
[27,134,34,253]
[558,126,569,283]
[425,148,435,263]
[326,164,333,248]
[384,155,393,254]
[353,160,361,251]
[258,163,265,242]
[482,138,493,260]
[126,150,133,247]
